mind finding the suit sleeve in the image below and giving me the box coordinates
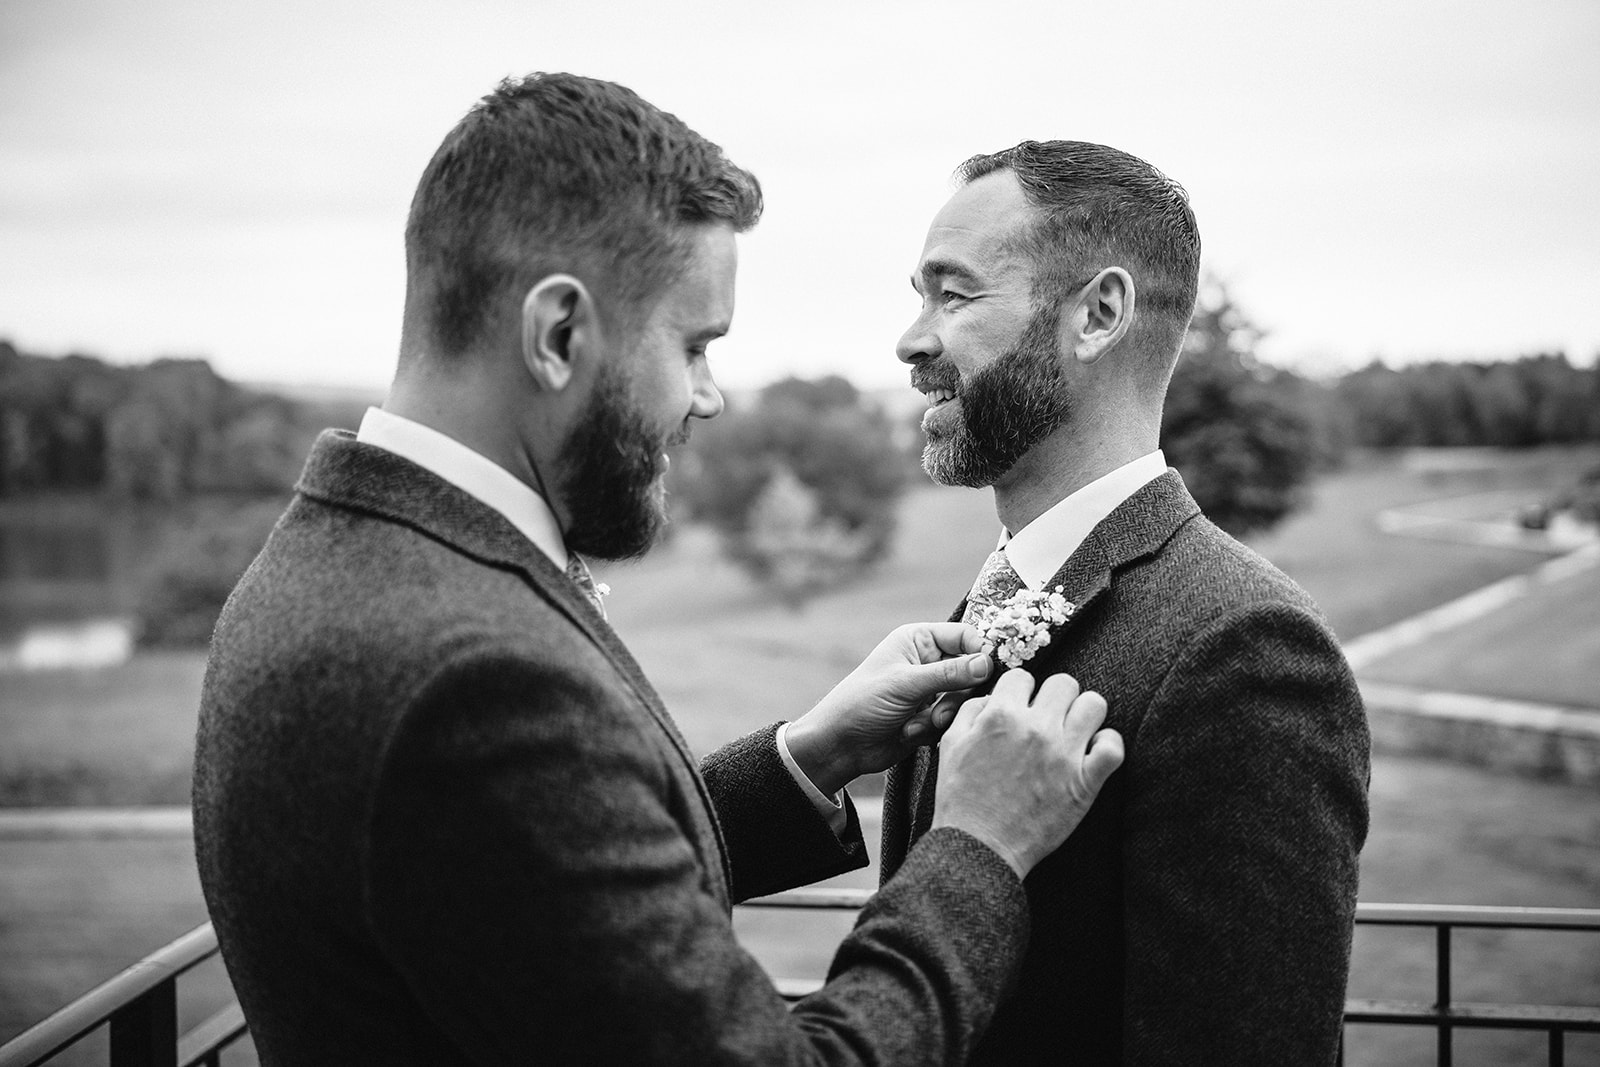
[701,724,869,903]
[1122,603,1370,1065]
[362,649,1029,1066]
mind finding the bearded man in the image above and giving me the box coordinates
[192,77,1128,1064]
[883,141,1371,1064]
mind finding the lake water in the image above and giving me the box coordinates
[0,495,283,670]
[0,508,138,669]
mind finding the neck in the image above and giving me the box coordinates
[991,401,1159,534]
[383,364,555,500]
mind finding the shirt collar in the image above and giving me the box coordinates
[1001,450,1168,589]
[355,407,568,570]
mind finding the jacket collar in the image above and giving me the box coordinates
[953,469,1200,624]
[1038,468,1200,617]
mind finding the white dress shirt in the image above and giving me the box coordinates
[1001,451,1169,589]
[355,407,846,831]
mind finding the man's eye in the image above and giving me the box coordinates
[941,290,968,304]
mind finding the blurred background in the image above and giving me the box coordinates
[2,1,1597,1064]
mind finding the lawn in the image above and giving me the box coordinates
[1359,559,1600,707]
[2,447,1598,1063]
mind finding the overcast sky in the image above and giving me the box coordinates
[3,0,1597,394]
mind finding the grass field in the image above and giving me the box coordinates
[1359,560,1600,706]
[2,447,1598,1063]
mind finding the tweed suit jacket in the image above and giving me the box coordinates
[194,431,1032,1066]
[881,470,1371,1066]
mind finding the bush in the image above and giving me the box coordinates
[674,376,908,605]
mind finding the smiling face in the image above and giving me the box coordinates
[558,223,735,559]
[898,170,1075,488]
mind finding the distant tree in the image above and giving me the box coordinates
[1161,282,1323,538]
[0,342,320,500]
[674,376,908,605]
[736,466,875,607]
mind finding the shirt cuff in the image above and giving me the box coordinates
[775,722,848,835]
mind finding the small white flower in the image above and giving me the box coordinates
[969,587,1076,669]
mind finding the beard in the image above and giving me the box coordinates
[919,303,1073,488]
[557,362,684,562]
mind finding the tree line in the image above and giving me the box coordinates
[0,340,360,501]
[4,313,1596,624]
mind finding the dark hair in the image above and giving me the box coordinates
[957,141,1201,359]
[405,72,763,355]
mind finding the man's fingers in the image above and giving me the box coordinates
[906,652,992,699]
[988,667,1038,707]
[941,694,989,746]
[905,622,984,662]
[1032,671,1082,713]
[1059,689,1107,745]
[1082,728,1125,792]
[929,691,964,731]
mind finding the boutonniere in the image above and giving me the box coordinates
[970,586,1077,669]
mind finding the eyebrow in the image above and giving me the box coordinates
[912,257,984,293]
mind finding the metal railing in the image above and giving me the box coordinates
[0,924,245,1067]
[746,891,1600,1066]
[4,898,1597,1066]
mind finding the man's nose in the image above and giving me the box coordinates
[896,310,941,365]
[690,363,724,420]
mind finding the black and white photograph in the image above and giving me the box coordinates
[2,1,1597,1064]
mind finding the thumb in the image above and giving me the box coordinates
[1081,728,1125,793]
[903,652,993,701]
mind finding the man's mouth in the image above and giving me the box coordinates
[921,387,957,408]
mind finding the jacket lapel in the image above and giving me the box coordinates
[1036,469,1201,635]
[295,431,734,903]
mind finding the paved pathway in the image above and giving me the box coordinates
[1354,493,1600,785]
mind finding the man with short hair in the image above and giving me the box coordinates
[884,141,1371,1064]
[193,76,1124,1065]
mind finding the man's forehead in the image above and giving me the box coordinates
[653,224,737,331]
[916,172,1036,283]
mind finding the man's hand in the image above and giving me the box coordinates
[785,623,994,797]
[933,669,1123,878]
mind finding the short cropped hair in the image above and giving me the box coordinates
[957,141,1201,361]
[405,73,763,355]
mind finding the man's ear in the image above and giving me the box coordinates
[1071,268,1135,366]
[521,274,600,392]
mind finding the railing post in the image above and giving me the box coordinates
[108,980,176,1067]
[1436,924,1452,1067]
[1549,1028,1563,1067]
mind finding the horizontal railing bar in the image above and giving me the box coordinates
[0,924,219,1067]
[774,978,822,1002]
[177,1002,248,1067]
[742,888,869,909]
[773,985,1600,1028]
[1344,999,1600,1031]
[743,893,1600,932]
[1354,903,1600,930]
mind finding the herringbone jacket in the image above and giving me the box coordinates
[882,470,1371,1065]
